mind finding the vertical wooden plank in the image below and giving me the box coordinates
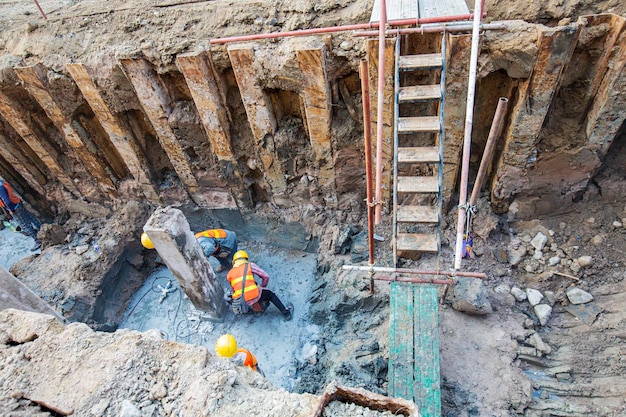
[0,131,46,196]
[227,44,286,192]
[119,59,202,201]
[296,46,335,190]
[491,25,581,207]
[366,38,395,209]
[0,90,80,197]
[14,64,116,194]
[66,63,160,202]
[389,282,415,400]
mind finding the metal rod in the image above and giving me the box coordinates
[33,0,47,20]
[210,14,478,45]
[342,264,487,279]
[374,276,454,285]
[374,0,387,225]
[360,59,375,266]
[354,22,507,37]
[454,0,483,271]
[469,97,508,207]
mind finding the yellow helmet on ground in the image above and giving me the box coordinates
[215,334,238,358]
[141,232,155,249]
[232,250,248,265]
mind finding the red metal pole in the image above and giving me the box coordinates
[469,97,508,207]
[33,0,47,20]
[210,14,477,45]
[360,59,375,266]
[374,0,387,225]
[354,22,507,37]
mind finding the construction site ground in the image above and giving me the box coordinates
[0,0,625,416]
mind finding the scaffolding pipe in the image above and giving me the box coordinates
[374,276,453,285]
[454,0,483,271]
[354,22,507,37]
[374,0,387,225]
[33,0,47,20]
[342,265,487,279]
[360,59,375,266]
[469,97,508,207]
[210,14,478,45]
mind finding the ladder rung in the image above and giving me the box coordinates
[398,116,440,133]
[397,176,439,193]
[398,147,440,163]
[397,233,439,253]
[397,205,439,223]
[399,85,441,103]
[399,54,443,71]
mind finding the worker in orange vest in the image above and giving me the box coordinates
[194,228,238,272]
[215,334,265,376]
[226,250,293,321]
[0,179,42,251]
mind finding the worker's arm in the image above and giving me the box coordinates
[250,262,270,287]
[197,237,217,258]
[221,230,237,251]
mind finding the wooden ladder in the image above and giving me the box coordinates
[392,35,446,266]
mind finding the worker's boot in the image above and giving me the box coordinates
[283,303,294,321]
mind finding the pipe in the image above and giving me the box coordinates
[354,22,507,37]
[342,264,487,279]
[210,14,478,45]
[454,0,483,271]
[360,59,375,266]
[469,97,508,207]
[374,276,453,285]
[374,0,387,225]
[33,0,47,20]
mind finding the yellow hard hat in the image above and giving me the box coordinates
[232,250,248,265]
[141,232,155,249]
[215,334,237,358]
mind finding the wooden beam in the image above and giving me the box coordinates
[119,59,201,201]
[227,44,286,192]
[585,16,626,156]
[14,64,116,194]
[0,90,80,196]
[296,46,335,190]
[66,63,160,202]
[0,131,46,196]
[443,33,472,208]
[366,38,395,209]
[491,25,582,208]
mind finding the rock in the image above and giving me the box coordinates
[150,382,167,400]
[566,287,594,305]
[334,225,358,255]
[349,231,368,263]
[591,234,605,246]
[526,288,543,306]
[612,221,623,229]
[492,249,508,263]
[91,399,110,416]
[548,256,560,266]
[532,250,543,260]
[511,286,527,302]
[508,246,526,266]
[450,278,492,315]
[76,245,90,255]
[530,232,548,251]
[120,400,142,417]
[570,261,581,274]
[543,291,556,306]
[576,255,593,268]
[534,304,552,326]
[527,332,551,354]
[494,283,511,294]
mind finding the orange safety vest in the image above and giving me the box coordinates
[194,229,228,239]
[235,348,258,371]
[227,262,259,302]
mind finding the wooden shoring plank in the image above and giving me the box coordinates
[0,91,80,197]
[413,284,441,416]
[366,38,396,208]
[491,25,582,207]
[296,46,335,190]
[66,63,160,202]
[0,131,46,196]
[227,44,286,193]
[14,64,116,194]
[388,282,415,400]
[119,58,201,199]
[585,16,626,156]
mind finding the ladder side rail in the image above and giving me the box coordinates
[437,32,447,257]
[392,35,401,268]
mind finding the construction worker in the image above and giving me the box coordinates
[226,250,293,321]
[195,229,238,272]
[215,334,265,376]
[0,179,41,251]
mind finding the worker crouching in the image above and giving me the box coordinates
[226,250,293,321]
[215,334,265,376]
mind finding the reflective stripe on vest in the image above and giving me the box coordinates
[228,263,259,301]
[194,229,227,239]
